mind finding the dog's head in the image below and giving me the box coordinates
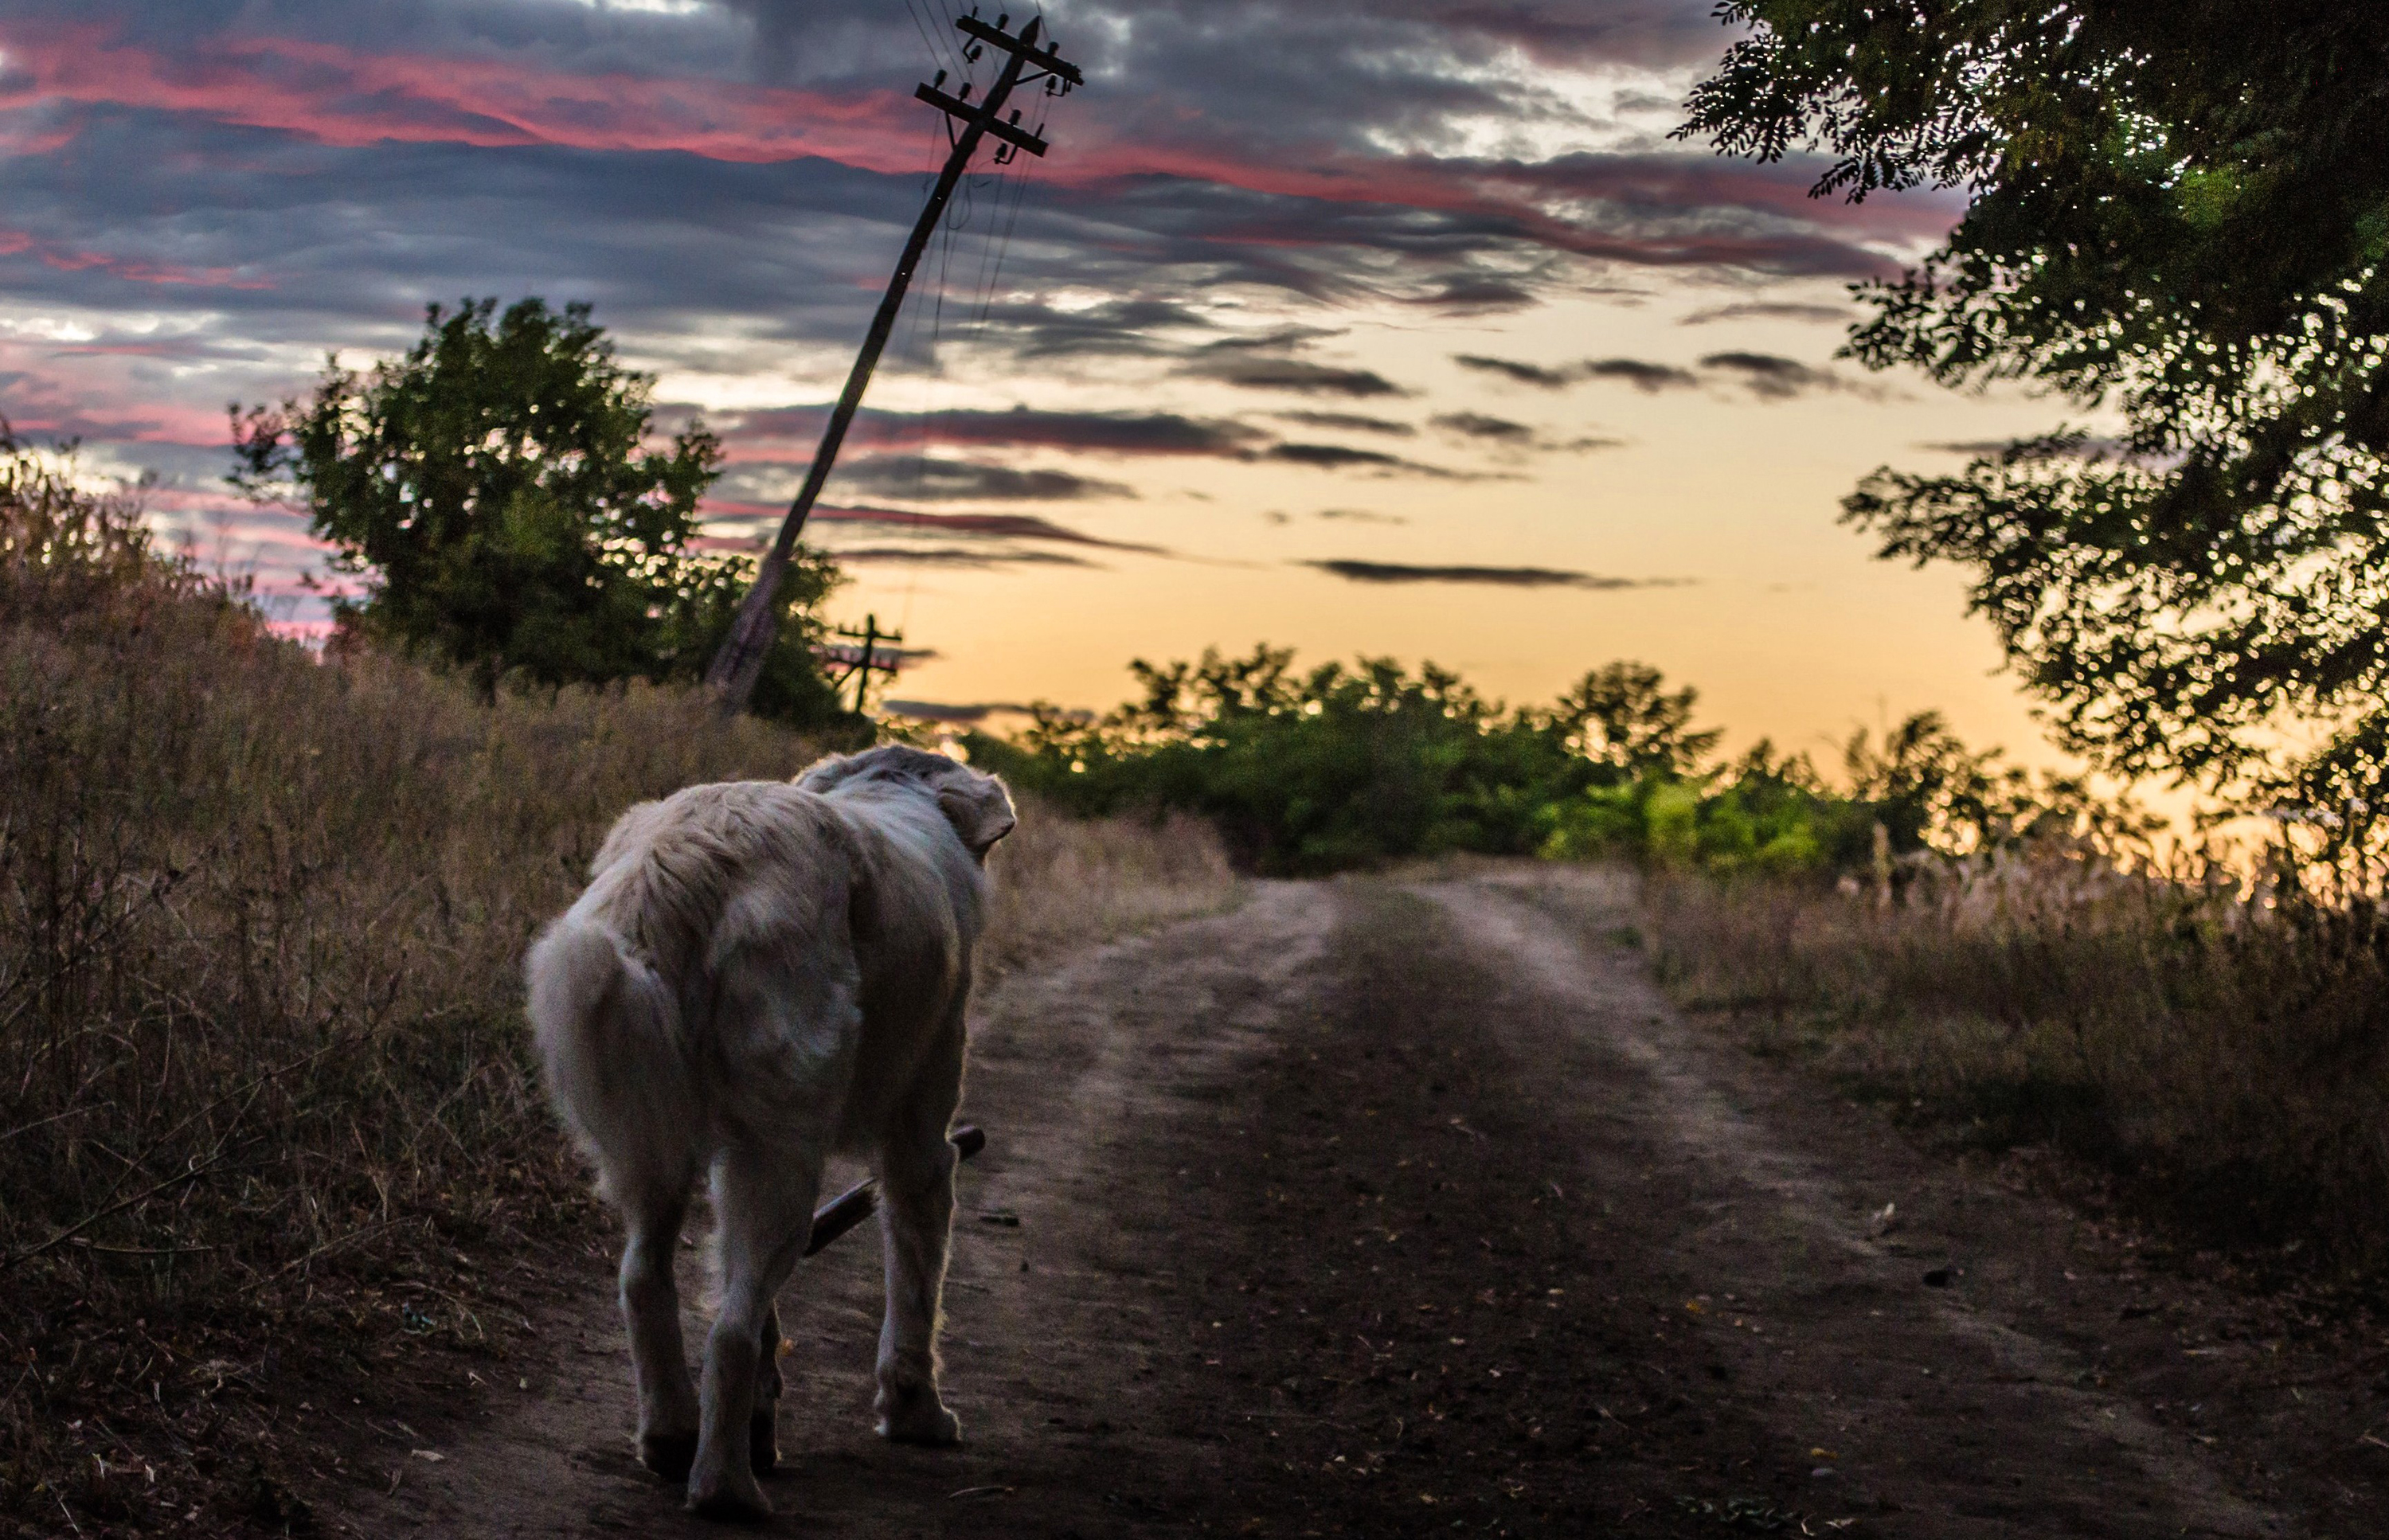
[798,745,1018,860]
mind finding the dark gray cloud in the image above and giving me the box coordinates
[1452,348,1873,401]
[1314,507,1408,525]
[1300,560,1682,588]
[1697,350,1875,400]
[1271,411,1417,437]
[1453,354,1579,389]
[718,405,1265,457]
[802,506,1165,552]
[1406,275,1540,314]
[831,546,1099,568]
[1680,301,1855,326]
[968,298,1219,361]
[1431,411,1536,444]
[826,455,1135,502]
[1918,436,2142,461]
[1261,444,1478,478]
[1424,411,1621,455]
[1183,357,1413,398]
[1452,353,1696,392]
[1582,358,1700,392]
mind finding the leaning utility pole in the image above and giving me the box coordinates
[706,10,1083,713]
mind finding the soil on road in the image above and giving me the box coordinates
[334,868,2389,1538]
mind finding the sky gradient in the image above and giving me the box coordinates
[0,0,2074,770]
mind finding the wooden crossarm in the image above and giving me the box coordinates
[956,15,1086,87]
[913,82,1052,157]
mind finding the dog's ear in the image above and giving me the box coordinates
[936,775,1017,856]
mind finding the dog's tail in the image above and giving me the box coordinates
[525,917,698,1206]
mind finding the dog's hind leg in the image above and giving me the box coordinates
[618,1180,701,1480]
[686,1142,820,1520]
[749,1299,783,1477]
[684,958,851,1521]
[874,1014,965,1446]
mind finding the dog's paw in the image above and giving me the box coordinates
[638,1431,698,1483]
[748,1408,780,1478]
[686,1461,772,1523]
[874,1385,961,1446]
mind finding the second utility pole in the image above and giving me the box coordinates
[706,11,1084,713]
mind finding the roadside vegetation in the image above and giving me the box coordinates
[979,643,2389,1278]
[971,643,2160,877]
[1640,857,2389,1275]
[0,428,1230,1537]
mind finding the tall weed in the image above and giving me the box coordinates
[1643,857,2389,1272]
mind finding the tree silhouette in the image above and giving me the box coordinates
[1683,2,2389,825]
[233,298,843,722]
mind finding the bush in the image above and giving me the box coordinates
[972,644,2142,877]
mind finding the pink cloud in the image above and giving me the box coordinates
[0,224,272,288]
[2,24,931,172]
[0,21,1937,274]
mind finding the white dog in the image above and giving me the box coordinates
[524,745,1015,1519]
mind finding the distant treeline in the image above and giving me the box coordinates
[968,646,2160,877]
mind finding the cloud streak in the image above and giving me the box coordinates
[1454,348,1878,401]
[1183,356,1413,398]
[1300,560,1685,589]
[715,405,1267,458]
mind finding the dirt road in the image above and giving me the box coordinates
[334,869,2389,1538]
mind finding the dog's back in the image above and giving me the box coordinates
[525,775,993,1190]
[526,783,853,1196]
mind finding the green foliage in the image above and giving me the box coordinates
[1679,3,2389,821]
[969,644,2141,876]
[232,298,845,722]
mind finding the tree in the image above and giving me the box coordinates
[232,298,845,721]
[1680,3,2389,823]
[1549,661,1723,778]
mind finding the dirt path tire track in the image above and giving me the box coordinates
[335,882,1336,1538]
[332,870,2381,1538]
[1421,871,2283,1538]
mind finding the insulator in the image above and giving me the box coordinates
[958,82,973,100]
[933,69,948,88]
[1008,107,1021,123]
[995,13,1008,29]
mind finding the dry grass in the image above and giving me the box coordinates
[0,447,1232,1534]
[983,804,1237,975]
[1640,855,2389,1275]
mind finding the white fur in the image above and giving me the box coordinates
[524,745,1016,1520]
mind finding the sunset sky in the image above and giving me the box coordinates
[0,0,2082,771]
